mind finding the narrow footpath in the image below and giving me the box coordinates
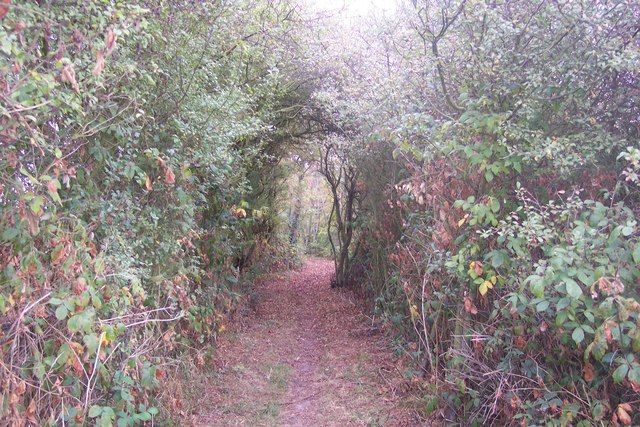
[196,258,419,426]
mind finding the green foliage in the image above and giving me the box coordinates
[1,0,309,424]
[335,0,640,425]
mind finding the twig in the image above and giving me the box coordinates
[83,332,105,415]
[281,390,321,405]
[125,311,185,329]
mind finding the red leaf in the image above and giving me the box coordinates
[47,179,58,194]
[0,0,10,21]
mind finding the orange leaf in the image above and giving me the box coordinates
[164,167,175,184]
[582,363,594,382]
[92,49,105,76]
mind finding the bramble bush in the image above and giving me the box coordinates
[343,0,640,425]
[1,1,308,425]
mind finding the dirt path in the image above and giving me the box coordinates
[196,258,419,426]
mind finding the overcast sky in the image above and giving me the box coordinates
[309,0,397,19]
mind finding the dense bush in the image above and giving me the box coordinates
[0,1,309,425]
[2,0,639,425]
[324,0,640,424]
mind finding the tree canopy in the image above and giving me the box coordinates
[1,0,639,425]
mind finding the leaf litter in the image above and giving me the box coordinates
[196,258,419,426]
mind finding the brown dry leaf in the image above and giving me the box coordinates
[92,49,105,76]
[72,28,84,46]
[0,0,10,21]
[51,245,66,264]
[164,167,176,184]
[464,296,478,314]
[60,64,80,94]
[106,28,117,53]
[26,399,38,425]
[7,151,17,168]
[510,394,521,409]
[15,380,26,395]
[582,362,594,382]
[604,322,614,345]
[88,241,97,257]
[515,335,527,350]
[74,411,84,425]
[9,392,19,405]
[75,277,87,294]
[27,211,39,235]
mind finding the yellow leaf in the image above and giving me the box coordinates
[145,175,152,190]
[217,324,226,334]
[409,303,419,320]
[100,332,110,346]
[490,276,497,285]
[479,281,488,296]
[484,280,494,289]
[458,217,466,227]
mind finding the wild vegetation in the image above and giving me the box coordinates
[323,1,640,425]
[0,1,313,424]
[1,0,639,426]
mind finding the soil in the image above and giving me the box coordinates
[195,258,421,426]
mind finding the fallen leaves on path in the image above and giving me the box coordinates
[196,258,419,426]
